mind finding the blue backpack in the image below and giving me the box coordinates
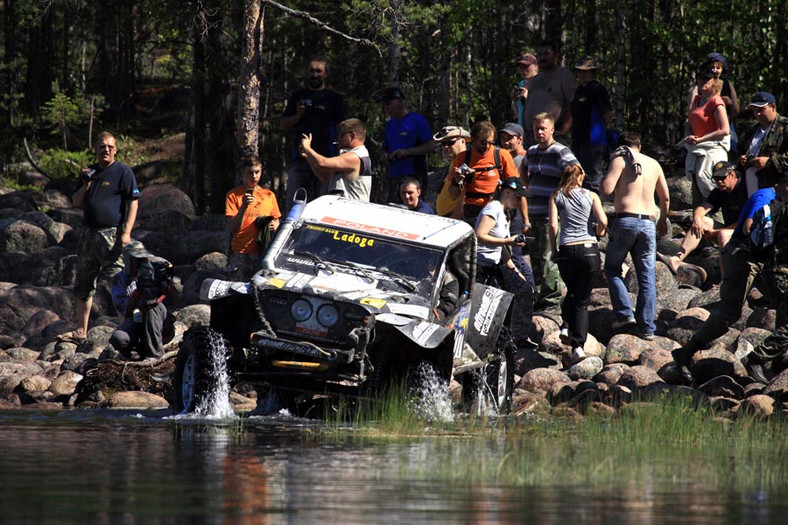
[749,199,784,255]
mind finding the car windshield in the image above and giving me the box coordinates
[275,223,443,295]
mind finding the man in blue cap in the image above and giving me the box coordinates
[738,91,788,195]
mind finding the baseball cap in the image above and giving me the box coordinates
[748,91,776,108]
[500,123,524,138]
[516,53,536,66]
[502,177,528,197]
[377,87,405,102]
[433,125,470,142]
[574,55,599,70]
[711,161,735,179]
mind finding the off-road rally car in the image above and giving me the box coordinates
[173,195,515,415]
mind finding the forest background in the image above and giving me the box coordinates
[1,0,786,213]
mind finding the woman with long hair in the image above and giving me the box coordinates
[548,164,607,363]
[475,177,535,348]
[684,65,731,206]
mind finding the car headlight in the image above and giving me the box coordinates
[291,299,313,321]
[317,304,340,327]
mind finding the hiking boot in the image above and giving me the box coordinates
[672,346,695,384]
[743,353,769,384]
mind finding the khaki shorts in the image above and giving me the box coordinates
[74,226,124,300]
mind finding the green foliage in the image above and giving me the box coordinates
[38,148,93,180]
[40,83,83,151]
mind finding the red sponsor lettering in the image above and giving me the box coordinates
[321,217,421,240]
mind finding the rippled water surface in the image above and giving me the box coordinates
[0,409,786,524]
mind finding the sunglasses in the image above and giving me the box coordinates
[441,139,459,147]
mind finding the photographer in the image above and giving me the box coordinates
[225,155,281,281]
[475,178,535,349]
[109,242,176,360]
[447,121,520,225]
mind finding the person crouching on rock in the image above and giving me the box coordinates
[109,241,175,360]
[548,164,607,364]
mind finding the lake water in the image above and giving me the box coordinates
[1,409,786,524]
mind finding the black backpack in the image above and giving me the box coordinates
[464,146,502,180]
[137,257,174,306]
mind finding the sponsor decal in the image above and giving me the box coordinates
[473,287,503,337]
[332,231,374,248]
[267,278,286,288]
[360,297,387,309]
[321,217,420,240]
[411,322,441,345]
[286,274,313,288]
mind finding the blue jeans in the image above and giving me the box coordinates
[604,217,657,335]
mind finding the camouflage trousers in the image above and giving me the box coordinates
[527,216,563,307]
[74,226,124,300]
[753,268,788,367]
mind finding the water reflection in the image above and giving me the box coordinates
[0,410,786,523]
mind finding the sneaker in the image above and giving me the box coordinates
[611,318,636,331]
[641,333,655,341]
[571,347,586,364]
[559,327,570,345]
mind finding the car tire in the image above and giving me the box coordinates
[174,326,229,414]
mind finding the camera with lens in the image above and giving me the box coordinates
[81,168,96,184]
[458,163,475,184]
[514,233,527,244]
[301,98,313,109]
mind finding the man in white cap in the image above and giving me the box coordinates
[500,122,527,170]
[433,125,470,218]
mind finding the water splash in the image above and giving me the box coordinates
[193,331,235,419]
[408,362,455,424]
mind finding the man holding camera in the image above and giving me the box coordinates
[738,91,788,195]
[226,155,281,281]
[59,131,140,344]
[281,57,346,209]
[447,121,520,225]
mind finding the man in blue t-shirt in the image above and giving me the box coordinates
[673,182,778,383]
[380,87,435,204]
[399,177,435,214]
[59,131,140,344]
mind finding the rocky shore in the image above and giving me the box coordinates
[1,171,786,420]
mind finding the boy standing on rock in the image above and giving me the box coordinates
[600,132,670,341]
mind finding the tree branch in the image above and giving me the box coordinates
[263,0,382,57]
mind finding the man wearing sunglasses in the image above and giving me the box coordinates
[446,121,521,225]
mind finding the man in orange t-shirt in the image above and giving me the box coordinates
[447,121,521,225]
[225,155,281,280]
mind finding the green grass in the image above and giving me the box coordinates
[309,389,788,490]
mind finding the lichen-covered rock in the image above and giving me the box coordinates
[566,356,604,381]
[690,348,748,384]
[605,334,654,365]
[617,365,664,390]
[516,368,571,393]
[107,390,170,409]
[49,371,83,396]
[696,375,745,400]
[739,394,775,417]
[594,363,630,386]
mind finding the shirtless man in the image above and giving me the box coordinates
[600,132,670,340]
[300,118,372,202]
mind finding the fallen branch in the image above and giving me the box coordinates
[23,138,51,179]
[264,0,382,58]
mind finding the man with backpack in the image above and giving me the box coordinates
[742,171,788,383]
[446,121,521,225]
[673,182,777,383]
